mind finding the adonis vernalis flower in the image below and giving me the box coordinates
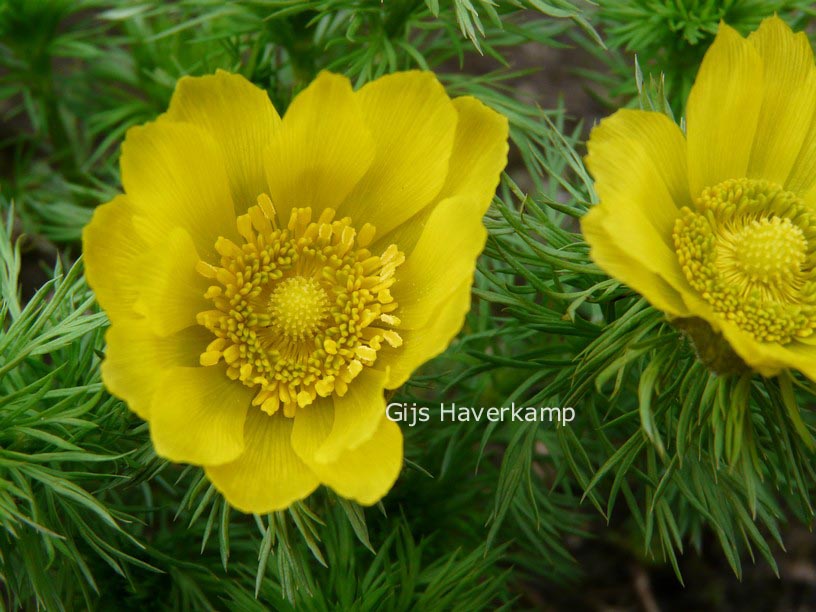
[83,70,508,512]
[582,16,816,380]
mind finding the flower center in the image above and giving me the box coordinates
[673,178,816,344]
[269,276,329,340]
[195,194,404,417]
[718,216,807,300]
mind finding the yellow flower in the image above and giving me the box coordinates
[82,70,508,513]
[582,16,816,381]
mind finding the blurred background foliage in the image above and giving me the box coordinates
[577,0,816,115]
[2,0,816,609]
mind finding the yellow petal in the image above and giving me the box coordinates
[758,19,816,196]
[678,291,816,381]
[120,120,238,260]
[779,342,816,382]
[374,94,509,255]
[291,369,387,464]
[165,70,282,213]
[82,196,146,323]
[717,321,794,378]
[380,276,472,390]
[790,124,816,205]
[686,22,764,197]
[581,207,692,318]
[134,228,209,337]
[585,108,689,241]
[791,132,816,206]
[582,108,695,307]
[584,204,692,297]
[746,17,816,187]
[265,71,375,224]
[101,321,209,419]
[150,366,252,465]
[206,409,319,513]
[292,408,402,506]
[438,96,509,202]
[391,195,485,330]
[337,71,457,236]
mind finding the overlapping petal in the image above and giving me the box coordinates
[292,369,389,464]
[720,322,815,380]
[101,322,210,419]
[120,120,238,259]
[381,276,472,390]
[166,70,282,213]
[206,409,320,513]
[685,23,764,197]
[265,71,375,223]
[582,207,692,318]
[150,366,253,465]
[374,95,509,255]
[82,196,146,323]
[745,17,816,188]
[292,407,402,505]
[391,195,485,331]
[581,109,694,315]
[337,71,457,236]
[133,228,209,337]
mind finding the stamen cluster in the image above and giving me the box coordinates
[196,195,404,417]
[673,178,816,343]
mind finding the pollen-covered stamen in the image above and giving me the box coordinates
[196,194,404,417]
[673,178,816,344]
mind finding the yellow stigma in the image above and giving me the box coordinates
[673,178,816,344]
[724,217,806,293]
[269,276,329,340]
[195,194,404,417]
[716,217,808,302]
